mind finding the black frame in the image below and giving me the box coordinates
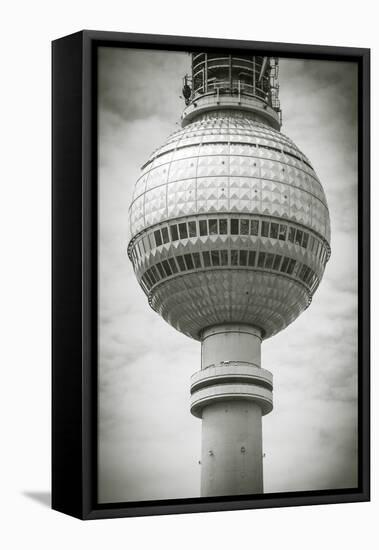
[52,30,370,520]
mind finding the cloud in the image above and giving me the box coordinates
[98,48,188,124]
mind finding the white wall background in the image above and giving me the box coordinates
[0,1,377,548]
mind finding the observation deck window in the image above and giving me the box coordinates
[265,253,275,269]
[211,250,220,266]
[288,227,295,243]
[302,232,309,248]
[148,233,155,249]
[156,263,165,278]
[273,255,282,270]
[154,229,162,247]
[144,273,153,287]
[151,265,161,281]
[162,260,172,277]
[231,250,238,266]
[239,250,248,266]
[193,252,202,268]
[209,219,218,235]
[188,221,197,237]
[248,251,256,266]
[170,224,179,242]
[177,256,186,271]
[202,251,211,267]
[161,227,169,244]
[295,229,303,246]
[278,224,287,241]
[179,222,188,239]
[299,264,309,282]
[240,219,249,235]
[199,220,208,236]
[231,219,239,235]
[168,258,178,274]
[250,220,259,236]
[184,254,194,270]
[280,257,290,272]
[261,222,270,237]
[258,252,266,267]
[148,269,157,285]
[270,223,279,239]
[219,219,228,234]
[286,259,297,275]
[220,249,229,265]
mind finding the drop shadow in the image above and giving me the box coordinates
[23,491,51,508]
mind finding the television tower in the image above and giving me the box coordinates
[128,54,331,497]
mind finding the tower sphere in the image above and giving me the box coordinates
[128,56,331,342]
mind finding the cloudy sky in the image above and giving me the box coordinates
[97,48,358,503]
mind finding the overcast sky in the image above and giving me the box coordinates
[98,48,358,503]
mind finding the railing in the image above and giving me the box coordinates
[192,78,270,103]
[188,55,281,115]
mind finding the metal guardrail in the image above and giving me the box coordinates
[192,79,269,103]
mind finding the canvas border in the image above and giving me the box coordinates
[52,30,370,520]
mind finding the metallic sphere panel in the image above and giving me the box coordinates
[128,113,331,340]
[129,114,330,243]
[149,269,310,341]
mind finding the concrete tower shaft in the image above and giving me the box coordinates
[190,325,272,495]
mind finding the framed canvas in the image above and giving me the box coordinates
[52,30,370,520]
